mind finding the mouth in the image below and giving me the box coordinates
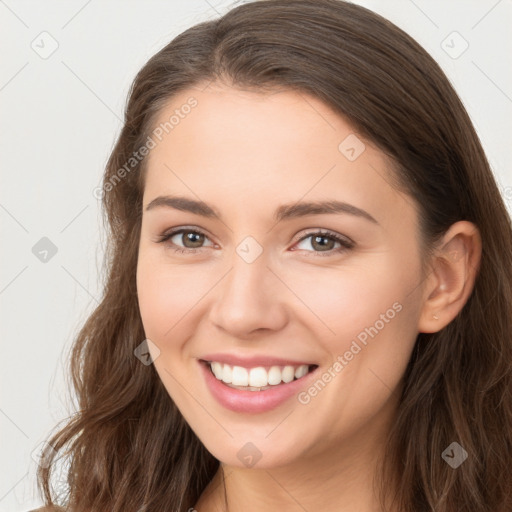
[200,359,319,391]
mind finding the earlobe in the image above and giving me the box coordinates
[418,221,482,333]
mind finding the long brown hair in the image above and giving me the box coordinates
[36,1,512,510]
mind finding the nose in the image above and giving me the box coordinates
[207,248,289,339]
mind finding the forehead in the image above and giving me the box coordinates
[150,83,357,158]
[143,83,413,229]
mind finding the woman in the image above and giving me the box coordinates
[34,0,512,511]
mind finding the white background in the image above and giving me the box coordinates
[1,1,511,510]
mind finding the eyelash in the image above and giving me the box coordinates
[156,227,354,257]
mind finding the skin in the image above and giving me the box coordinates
[136,82,481,511]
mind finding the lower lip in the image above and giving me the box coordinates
[199,360,318,414]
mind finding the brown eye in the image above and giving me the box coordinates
[310,234,337,251]
[177,230,205,248]
[293,230,354,256]
[157,228,214,253]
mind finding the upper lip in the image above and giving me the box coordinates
[199,353,316,368]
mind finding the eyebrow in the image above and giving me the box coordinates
[145,195,379,224]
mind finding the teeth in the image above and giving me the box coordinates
[249,367,267,387]
[211,361,223,379]
[268,366,282,385]
[232,366,249,386]
[295,365,308,379]
[282,366,295,383]
[222,364,232,384]
[209,361,311,389]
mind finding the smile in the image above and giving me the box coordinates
[208,361,315,390]
[199,359,319,413]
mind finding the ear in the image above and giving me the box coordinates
[418,221,482,333]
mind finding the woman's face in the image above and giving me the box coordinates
[136,83,427,469]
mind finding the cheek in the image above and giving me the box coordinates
[136,258,209,408]
[284,260,420,439]
[284,258,415,352]
[136,256,213,343]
